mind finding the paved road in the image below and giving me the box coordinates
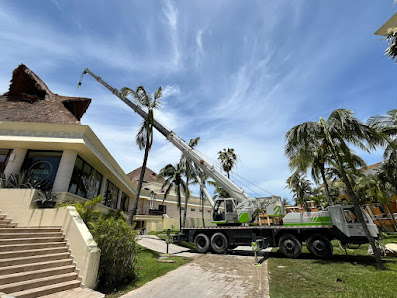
[122,235,270,298]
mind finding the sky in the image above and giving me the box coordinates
[0,1,396,201]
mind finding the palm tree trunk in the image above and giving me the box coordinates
[320,166,333,206]
[386,204,397,232]
[129,145,150,224]
[177,187,182,231]
[182,176,189,228]
[334,161,386,270]
[201,187,205,227]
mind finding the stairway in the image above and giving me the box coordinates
[0,212,83,297]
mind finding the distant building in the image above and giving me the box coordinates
[127,167,213,231]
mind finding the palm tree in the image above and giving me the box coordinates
[384,28,397,62]
[120,86,162,224]
[285,171,312,209]
[180,137,200,228]
[286,109,386,270]
[218,148,238,178]
[208,180,230,200]
[158,163,187,231]
[190,165,210,227]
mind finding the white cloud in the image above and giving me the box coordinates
[163,0,181,70]
[162,85,180,98]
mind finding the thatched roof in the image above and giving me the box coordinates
[127,167,165,186]
[0,64,91,124]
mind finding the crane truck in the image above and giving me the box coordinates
[79,69,379,259]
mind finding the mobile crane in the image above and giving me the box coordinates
[79,69,379,259]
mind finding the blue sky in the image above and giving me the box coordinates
[0,1,396,200]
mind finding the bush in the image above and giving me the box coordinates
[91,217,138,290]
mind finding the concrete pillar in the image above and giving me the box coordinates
[116,190,122,210]
[52,150,77,193]
[99,176,108,201]
[4,148,28,177]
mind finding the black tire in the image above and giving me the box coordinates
[194,233,210,253]
[306,235,333,259]
[211,232,228,254]
[279,234,302,258]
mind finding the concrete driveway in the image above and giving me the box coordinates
[121,236,270,298]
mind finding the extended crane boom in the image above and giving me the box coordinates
[80,69,283,224]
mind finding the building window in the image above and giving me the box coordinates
[21,150,62,190]
[68,156,102,199]
[120,192,130,212]
[0,149,11,174]
[104,180,119,209]
[199,209,203,212]
[191,208,196,212]
[181,207,185,210]
[208,210,211,213]
[158,205,167,214]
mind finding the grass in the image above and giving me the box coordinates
[104,245,191,297]
[268,235,397,297]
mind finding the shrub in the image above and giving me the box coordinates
[91,216,138,290]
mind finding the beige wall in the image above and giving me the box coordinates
[0,189,100,289]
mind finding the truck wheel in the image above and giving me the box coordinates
[194,233,210,253]
[279,234,302,258]
[306,235,333,259]
[211,232,228,254]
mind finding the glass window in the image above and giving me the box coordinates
[21,150,62,190]
[0,149,11,174]
[120,192,130,212]
[191,208,196,212]
[104,180,119,209]
[68,156,103,199]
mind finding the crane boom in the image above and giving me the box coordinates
[80,69,252,203]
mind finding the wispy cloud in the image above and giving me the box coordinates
[163,0,181,70]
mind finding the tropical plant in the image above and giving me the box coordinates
[35,190,58,203]
[158,163,187,230]
[179,137,200,228]
[121,86,162,224]
[218,148,238,178]
[58,195,102,228]
[285,171,312,209]
[286,109,386,270]
[91,216,137,290]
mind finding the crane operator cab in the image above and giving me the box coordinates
[212,198,239,225]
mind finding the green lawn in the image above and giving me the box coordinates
[268,235,397,297]
[104,245,191,297]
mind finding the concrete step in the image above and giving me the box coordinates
[0,219,12,225]
[0,232,63,239]
[0,215,6,220]
[0,265,76,285]
[0,237,65,245]
[0,223,17,228]
[0,252,70,267]
[0,227,61,234]
[0,247,68,259]
[41,287,105,298]
[0,259,73,275]
[0,242,67,252]
[10,280,81,298]
[1,273,79,295]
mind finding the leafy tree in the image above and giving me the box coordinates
[218,148,238,178]
[179,137,200,228]
[286,109,386,270]
[121,86,162,224]
[285,171,312,209]
[159,163,187,230]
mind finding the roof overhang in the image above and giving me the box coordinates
[375,12,397,36]
[0,121,136,196]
